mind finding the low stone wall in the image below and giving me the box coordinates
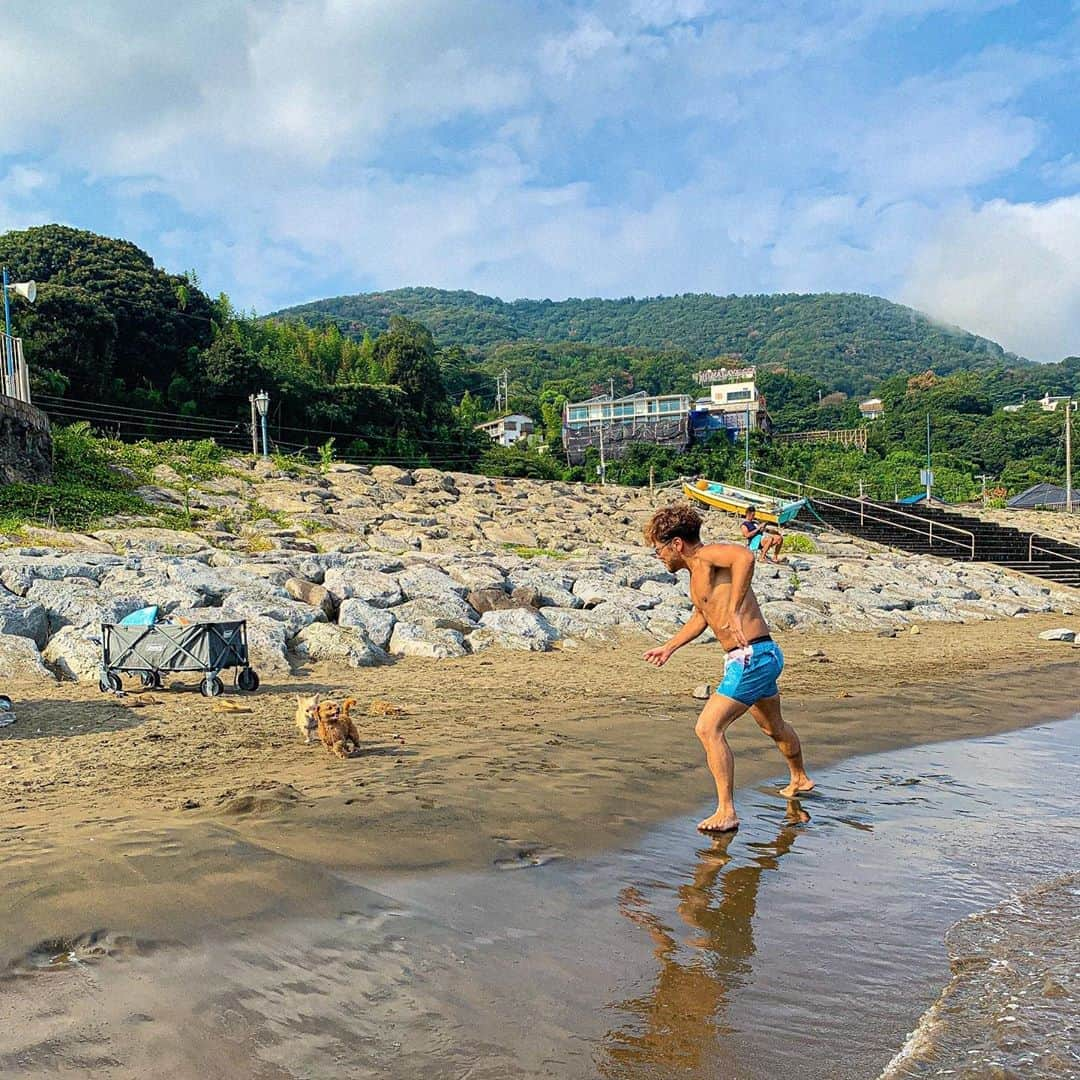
[0,395,52,484]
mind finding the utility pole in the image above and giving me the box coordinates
[1067,400,1075,514]
[494,370,509,414]
[249,394,259,458]
[977,473,990,507]
[649,464,655,497]
[609,377,615,401]
[744,404,751,487]
[598,422,606,486]
[924,413,932,502]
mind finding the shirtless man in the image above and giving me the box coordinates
[643,503,814,833]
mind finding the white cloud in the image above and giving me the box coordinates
[901,196,1080,361]
[0,0,1074,358]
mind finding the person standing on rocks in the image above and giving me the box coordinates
[642,503,814,833]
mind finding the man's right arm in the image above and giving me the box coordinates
[644,610,708,667]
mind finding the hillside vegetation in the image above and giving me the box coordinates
[2,225,1078,511]
[272,287,1025,396]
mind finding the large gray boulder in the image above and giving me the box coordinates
[0,588,49,647]
[43,625,102,682]
[284,576,335,618]
[396,565,469,600]
[446,562,507,592]
[539,605,622,641]
[26,579,147,635]
[225,593,327,639]
[759,601,829,630]
[572,574,659,611]
[507,569,581,609]
[244,618,293,677]
[323,567,402,608]
[476,608,560,651]
[394,595,478,633]
[337,598,396,650]
[0,633,55,680]
[293,623,387,668]
[387,621,467,659]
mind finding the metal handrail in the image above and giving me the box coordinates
[747,467,977,558]
[1028,537,1080,564]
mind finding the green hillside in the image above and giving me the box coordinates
[271,287,1025,396]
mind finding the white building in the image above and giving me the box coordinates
[475,414,534,447]
[563,391,691,430]
[693,366,769,431]
[1003,393,1071,414]
[858,397,884,420]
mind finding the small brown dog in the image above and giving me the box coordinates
[317,697,361,759]
[295,694,362,758]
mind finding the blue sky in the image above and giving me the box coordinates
[1,1,1078,360]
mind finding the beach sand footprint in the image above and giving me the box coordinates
[5,929,160,977]
[492,842,563,871]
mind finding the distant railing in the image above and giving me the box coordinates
[747,467,977,558]
[1,333,31,404]
[773,427,868,451]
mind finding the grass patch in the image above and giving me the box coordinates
[783,533,817,554]
[503,544,567,559]
[245,499,288,526]
[241,533,275,554]
[0,423,152,531]
[104,436,237,484]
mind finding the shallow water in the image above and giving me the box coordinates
[2,717,1078,1078]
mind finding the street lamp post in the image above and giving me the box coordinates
[254,389,270,459]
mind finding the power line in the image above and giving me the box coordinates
[38,392,499,450]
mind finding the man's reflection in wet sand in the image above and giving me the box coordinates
[599,800,810,1077]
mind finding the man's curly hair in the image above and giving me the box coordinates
[644,503,703,547]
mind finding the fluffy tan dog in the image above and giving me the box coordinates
[317,697,361,759]
[295,693,320,744]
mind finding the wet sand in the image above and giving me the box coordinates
[2,717,1077,1078]
[0,615,1077,962]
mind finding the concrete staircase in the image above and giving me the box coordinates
[807,495,1080,589]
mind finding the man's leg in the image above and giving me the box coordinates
[749,694,814,797]
[694,693,750,832]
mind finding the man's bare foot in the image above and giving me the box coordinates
[697,811,740,833]
[779,776,815,798]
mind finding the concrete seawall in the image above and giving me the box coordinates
[0,395,52,484]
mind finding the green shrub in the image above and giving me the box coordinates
[783,533,817,554]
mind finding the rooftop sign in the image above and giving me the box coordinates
[695,366,756,386]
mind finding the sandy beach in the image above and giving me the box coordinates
[1,614,1077,962]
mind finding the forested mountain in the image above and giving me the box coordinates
[3,225,1077,503]
[271,287,1027,396]
[0,226,487,467]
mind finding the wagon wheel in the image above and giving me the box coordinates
[236,667,260,692]
[99,671,122,693]
[200,675,224,698]
[140,671,162,690]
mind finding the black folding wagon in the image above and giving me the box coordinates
[99,619,260,697]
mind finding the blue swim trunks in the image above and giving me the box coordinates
[716,639,784,705]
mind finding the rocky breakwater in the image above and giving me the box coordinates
[0,530,1073,686]
[131,461,662,556]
